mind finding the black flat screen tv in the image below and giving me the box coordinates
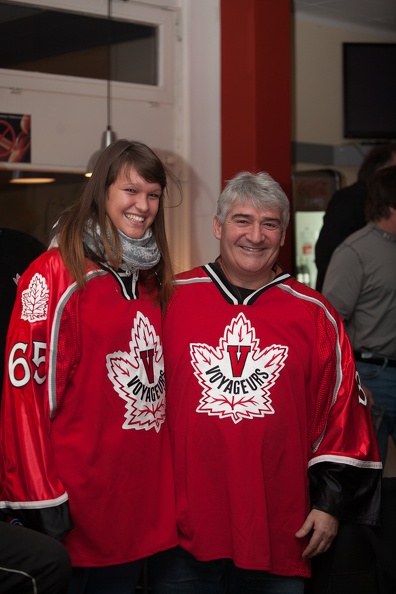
[343,43,396,140]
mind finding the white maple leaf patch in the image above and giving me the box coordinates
[191,312,288,423]
[21,273,49,322]
[106,311,166,432]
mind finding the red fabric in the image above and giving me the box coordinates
[163,265,381,577]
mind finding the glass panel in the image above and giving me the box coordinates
[0,1,158,85]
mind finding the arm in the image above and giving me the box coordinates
[307,302,381,527]
[322,243,363,321]
[0,252,74,540]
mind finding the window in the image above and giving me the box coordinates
[0,1,158,85]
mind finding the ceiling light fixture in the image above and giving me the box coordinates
[9,170,55,184]
[85,0,116,178]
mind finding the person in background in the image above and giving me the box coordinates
[0,140,178,594]
[315,143,396,292]
[150,171,382,594]
[322,165,396,467]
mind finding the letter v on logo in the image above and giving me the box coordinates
[139,349,155,384]
[227,345,251,377]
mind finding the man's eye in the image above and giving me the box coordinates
[263,223,279,230]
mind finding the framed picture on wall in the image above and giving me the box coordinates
[0,113,31,163]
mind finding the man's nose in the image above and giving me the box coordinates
[247,223,264,243]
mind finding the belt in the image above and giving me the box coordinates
[354,351,396,369]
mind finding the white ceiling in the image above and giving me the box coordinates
[293,0,396,33]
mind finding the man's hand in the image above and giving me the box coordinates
[295,509,339,559]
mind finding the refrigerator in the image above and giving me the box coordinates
[292,169,341,289]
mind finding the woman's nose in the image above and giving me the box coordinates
[135,193,150,212]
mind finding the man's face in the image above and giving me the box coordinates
[213,201,286,289]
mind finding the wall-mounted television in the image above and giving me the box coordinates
[343,43,396,140]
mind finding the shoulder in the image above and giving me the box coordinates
[18,248,64,278]
[16,248,104,295]
[336,224,375,251]
[281,277,330,303]
[167,265,211,312]
[279,277,341,320]
[13,249,72,302]
[331,181,366,202]
[174,265,210,284]
[326,181,366,217]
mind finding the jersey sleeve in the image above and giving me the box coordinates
[307,300,382,525]
[0,251,74,540]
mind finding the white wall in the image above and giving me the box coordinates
[179,0,221,270]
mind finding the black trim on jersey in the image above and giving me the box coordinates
[83,244,139,300]
[4,501,73,541]
[98,263,139,300]
[203,260,292,305]
[309,462,381,526]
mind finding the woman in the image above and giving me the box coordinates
[0,140,178,593]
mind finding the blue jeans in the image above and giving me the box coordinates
[67,559,144,594]
[149,546,305,594]
[356,361,396,465]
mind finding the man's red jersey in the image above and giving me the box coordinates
[163,262,381,577]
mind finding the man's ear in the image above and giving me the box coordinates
[213,216,222,240]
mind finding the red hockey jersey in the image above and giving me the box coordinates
[163,262,381,578]
[0,248,177,566]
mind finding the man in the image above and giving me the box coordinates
[315,143,396,292]
[323,165,396,466]
[150,171,382,593]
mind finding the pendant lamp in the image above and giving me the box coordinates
[85,0,116,177]
[9,170,55,184]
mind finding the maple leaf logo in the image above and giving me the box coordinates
[191,312,288,423]
[21,273,49,322]
[106,311,166,432]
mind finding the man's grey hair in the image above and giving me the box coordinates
[216,171,290,230]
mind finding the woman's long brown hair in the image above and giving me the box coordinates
[53,140,177,312]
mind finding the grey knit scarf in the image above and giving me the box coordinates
[82,223,160,275]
